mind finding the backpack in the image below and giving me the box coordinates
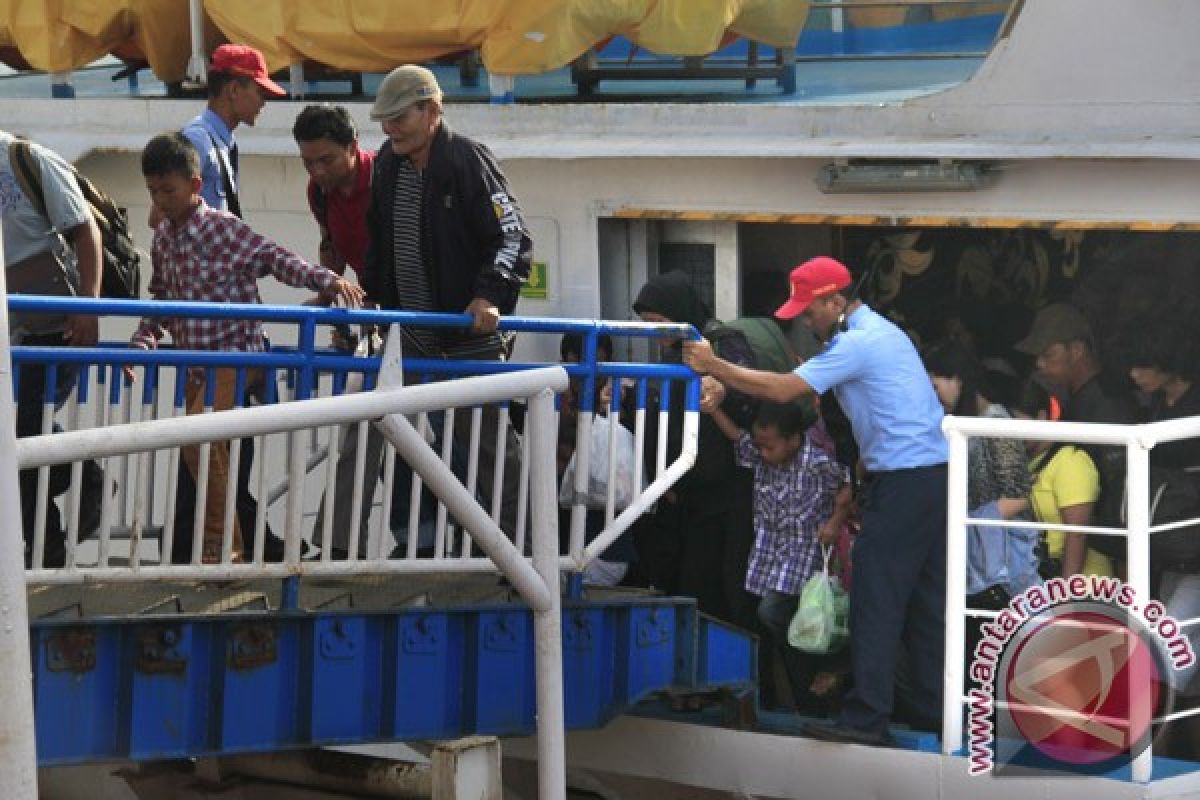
[9,139,142,299]
[712,316,799,375]
[1132,466,1200,567]
[707,317,806,428]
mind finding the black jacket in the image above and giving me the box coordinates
[364,123,532,320]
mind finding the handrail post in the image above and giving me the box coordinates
[942,424,969,756]
[529,387,566,799]
[0,240,40,796]
[1125,438,1152,783]
[184,0,207,88]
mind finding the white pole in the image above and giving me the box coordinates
[528,388,566,800]
[941,426,969,756]
[0,235,41,796]
[185,0,207,87]
[1125,440,1152,783]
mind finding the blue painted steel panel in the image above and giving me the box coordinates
[470,610,535,736]
[623,606,676,703]
[696,616,756,689]
[34,625,124,763]
[392,613,465,739]
[129,623,214,760]
[311,616,384,743]
[221,621,303,752]
[561,607,611,729]
[30,599,754,765]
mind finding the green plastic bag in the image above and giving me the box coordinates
[787,546,850,654]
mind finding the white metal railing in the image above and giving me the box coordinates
[942,413,1200,783]
[4,340,571,798]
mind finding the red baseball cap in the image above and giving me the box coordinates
[210,44,286,97]
[774,257,853,320]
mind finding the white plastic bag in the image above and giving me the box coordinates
[559,414,642,511]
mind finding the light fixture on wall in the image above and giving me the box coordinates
[816,160,990,194]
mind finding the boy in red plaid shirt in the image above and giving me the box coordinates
[132,132,364,563]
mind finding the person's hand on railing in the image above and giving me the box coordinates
[683,337,716,374]
[121,342,149,384]
[64,314,99,347]
[699,375,725,413]
[465,297,501,334]
[320,277,366,308]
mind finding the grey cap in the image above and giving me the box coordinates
[1015,303,1092,355]
[370,65,443,121]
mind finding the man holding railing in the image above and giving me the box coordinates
[684,256,948,748]
[327,64,531,557]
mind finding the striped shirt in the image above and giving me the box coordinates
[132,201,337,352]
[737,430,847,596]
[390,157,505,360]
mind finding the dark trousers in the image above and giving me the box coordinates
[647,470,757,629]
[758,590,843,715]
[15,333,79,567]
[388,404,523,551]
[838,464,947,735]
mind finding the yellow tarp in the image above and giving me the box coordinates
[0,1,1007,81]
[204,0,812,75]
[0,0,202,82]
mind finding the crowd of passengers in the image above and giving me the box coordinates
[4,44,1199,754]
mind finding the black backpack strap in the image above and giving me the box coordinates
[9,139,49,221]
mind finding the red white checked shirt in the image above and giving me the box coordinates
[132,202,337,352]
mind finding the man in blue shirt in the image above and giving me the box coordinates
[684,256,948,747]
[181,44,286,218]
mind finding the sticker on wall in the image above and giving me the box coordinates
[521,261,548,300]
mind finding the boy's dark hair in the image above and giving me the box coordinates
[141,132,200,180]
[560,332,614,363]
[292,104,357,146]
[921,339,990,417]
[753,400,816,438]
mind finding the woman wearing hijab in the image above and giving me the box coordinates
[632,271,758,630]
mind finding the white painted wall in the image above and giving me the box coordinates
[72,149,1200,361]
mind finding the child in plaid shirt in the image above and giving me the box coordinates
[132,132,364,563]
[709,399,851,713]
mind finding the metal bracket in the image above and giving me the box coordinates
[636,609,671,648]
[228,623,277,669]
[483,617,518,653]
[45,628,96,673]
[318,621,358,661]
[402,617,439,655]
[563,612,595,652]
[137,625,187,674]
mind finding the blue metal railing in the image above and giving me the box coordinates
[7,296,701,414]
[7,295,702,578]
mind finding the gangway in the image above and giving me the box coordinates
[0,292,755,798]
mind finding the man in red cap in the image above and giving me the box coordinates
[684,256,949,747]
[181,44,286,219]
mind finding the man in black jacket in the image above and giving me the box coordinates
[357,65,531,554]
